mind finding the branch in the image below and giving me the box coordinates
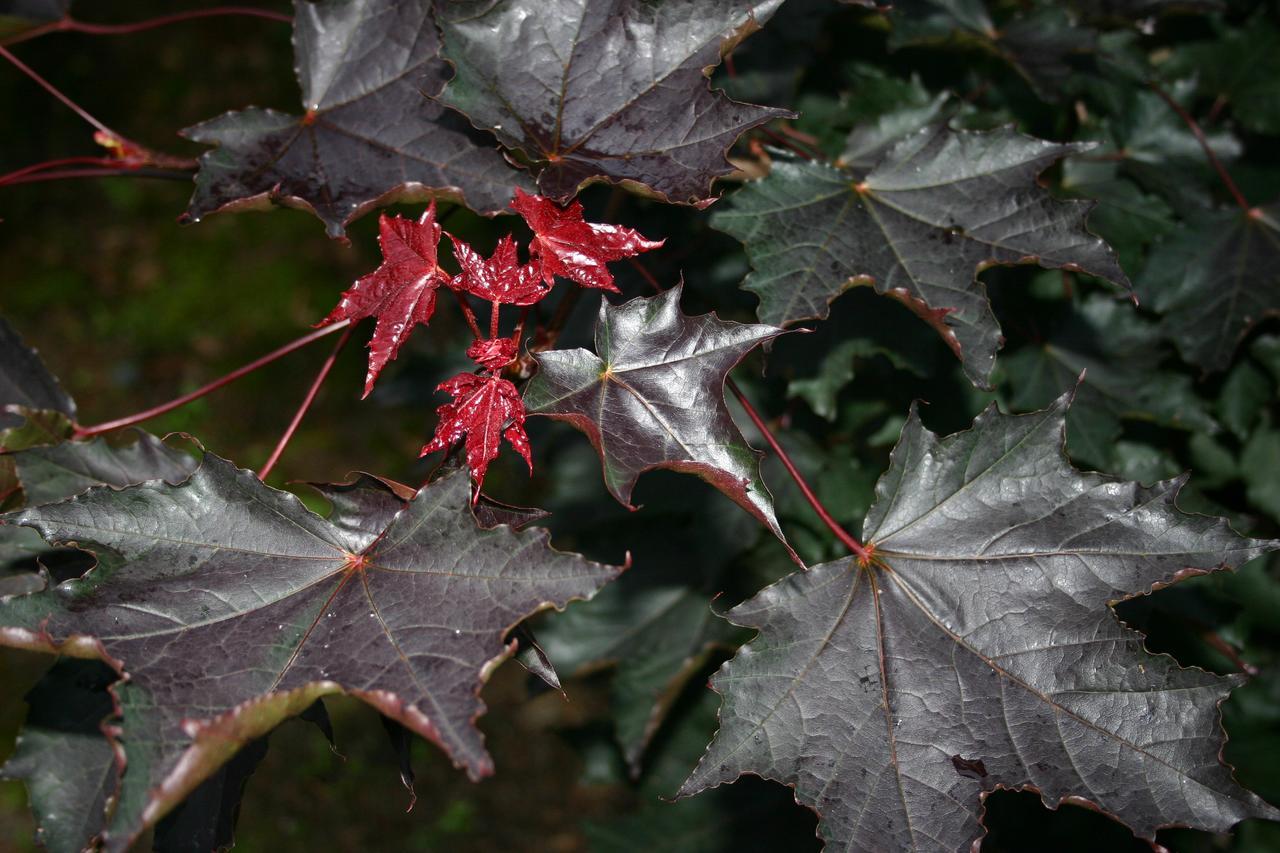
[2,7,290,46]
[727,378,874,564]
[0,166,193,187]
[258,327,352,480]
[1150,83,1251,213]
[73,320,352,438]
[0,45,115,136]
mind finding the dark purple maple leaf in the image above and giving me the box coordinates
[422,372,531,491]
[678,391,1280,850]
[511,188,664,292]
[523,286,789,546]
[0,458,619,849]
[318,203,447,397]
[449,233,548,305]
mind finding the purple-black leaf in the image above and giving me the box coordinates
[679,390,1280,851]
[0,457,620,850]
[181,0,530,238]
[523,285,787,546]
[437,0,792,204]
[715,126,1130,388]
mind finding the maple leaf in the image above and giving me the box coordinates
[421,372,532,492]
[181,0,530,238]
[319,203,448,397]
[466,337,518,371]
[1137,204,1280,373]
[678,390,1280,850]
[0,457,620,849]
[0,659,117,853]
[510,189,664,292]
[523,285,789,546]
[437,0,792,204]
[0,316,75,434]
[449,234,547,305]
[715,126,1129,388]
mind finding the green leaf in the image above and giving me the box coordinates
[1138,205,1280,372]
[1001,292,1216,468]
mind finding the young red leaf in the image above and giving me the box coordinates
[510,189,663,292]
[448,234,547,306]
[466,337,518,371]
[421,372,531,491]
[319,203,447,397]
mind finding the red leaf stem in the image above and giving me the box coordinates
[727,377,873,564]
[0,45,115,136]
[453,290,483,339]
[0,166,193,186]
[2,7,290,46]
[258,326,353,480]
[1150,83,1251,213]
[72,319,352,438]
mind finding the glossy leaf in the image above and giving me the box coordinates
[182,0,528,238]
[679,391,1280,850]
[523,285,787,543]
[438,0,791,203]
[1137,205,1280,373]
[421,372,532,490]
[449,234,547,306]
[0,458,620,848]
[12,430,196,506]
[510,188,664,292]
[319,204,450,396]
[715,127,1129,388]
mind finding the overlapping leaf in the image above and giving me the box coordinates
[0,459,619,849]
[421,372,532,490]
[715,126,1129,388]
[510,188,664,292]
[0,316,75,434]
[679,391,1280,851]
[182,0,528,238]
[1138,204,1280,373]
[319,204,450,396]
[0,659,118,853]
[1002,292,1216,468]
[523,286,787,543]
[437,0,791,203]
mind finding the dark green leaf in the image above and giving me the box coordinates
[1137,205,1280,372]
[0,659,117,853]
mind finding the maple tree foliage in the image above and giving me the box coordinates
[679,392,1280,850]
[4,0,1280,850]
[318,203,448,397]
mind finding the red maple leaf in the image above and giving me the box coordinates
[421,371,531,491]
[466,337,518,371]
[449,234,548,305]
[510,188,664,292]
[318,202,447,397]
